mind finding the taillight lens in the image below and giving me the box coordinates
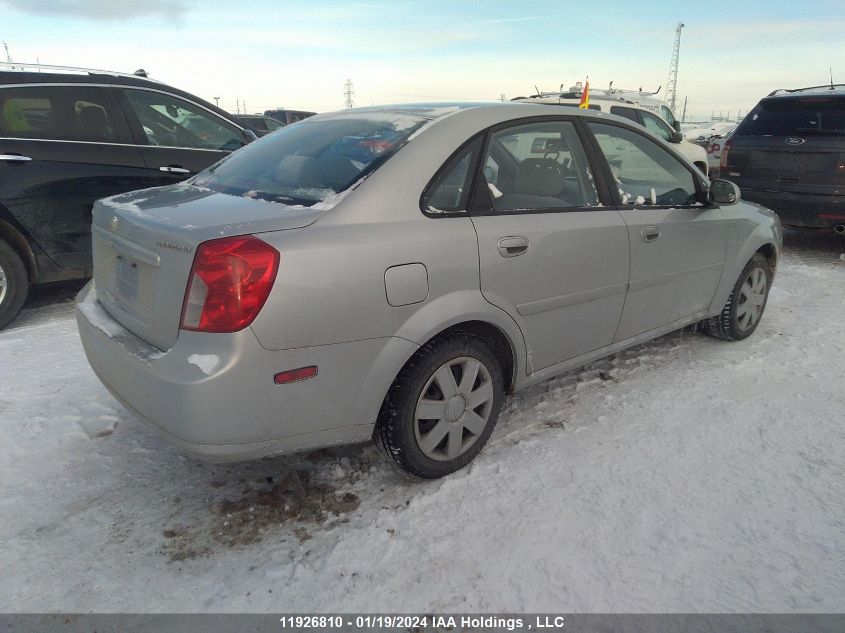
[180,235,279,333]
[720,139,732,170]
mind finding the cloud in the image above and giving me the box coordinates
[1,0,189,21]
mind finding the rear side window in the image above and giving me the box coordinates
[480,120,600,212]
[0,85,123,143]
[192,112,429,207]
[736,96,845,136]
[610,106,640,123]
[422,136,483,214]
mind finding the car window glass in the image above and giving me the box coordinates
[735,96,845,136]
[661,106,677,127]
[610,106,640,123]
[193,113,428,207]
[250,118,268,131]
[423,137,482,214]
[481,120,600,212]
[588,122,697,206]
[123,89,244,151]
[0,85,121,142]
[265,118,284,131]
[641,111,672,142]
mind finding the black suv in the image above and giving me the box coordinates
[721,85,845,231]
[0,68,255,328]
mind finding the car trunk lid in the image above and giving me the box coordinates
[91,183,327,351]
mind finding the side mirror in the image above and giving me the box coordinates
[673,120,682,132]
[670,130,683,143]
[708,179,741,205]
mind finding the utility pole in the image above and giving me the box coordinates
[344,79,354,109]
[2,41,12,63]
[666,22,684,114]
[681,96,688,122]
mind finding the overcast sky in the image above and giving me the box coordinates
[2,0,843,121]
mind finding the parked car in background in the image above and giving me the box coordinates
[684,122,737,148]
[76,102,780,479]
[721,84,845,231]
[0,65,256,329]
[264,108,316,125]
[514,94,708,175]
[705,126,736,178]
[234,114,285,137]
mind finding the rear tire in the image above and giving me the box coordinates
[699,253,770,341]
[0,239,28,331]
[374,331,505,479]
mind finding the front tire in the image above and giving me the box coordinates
[700,253,771,341]
[0,240,28,331]
[375,332,505,479]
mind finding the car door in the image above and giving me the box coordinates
[0,83,148,271]
[468,118,630,373]
[585,121,726,341]
[116,87,248,185]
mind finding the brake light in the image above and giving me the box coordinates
[720,139,732,170]
[180,235,279,333]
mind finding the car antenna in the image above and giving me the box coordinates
[831,67,835,90]
[133,68,148,77]
[535,85,541,96]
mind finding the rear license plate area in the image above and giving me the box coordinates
[116,255,139,303]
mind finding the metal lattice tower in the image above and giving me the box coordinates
[344,79,354,109]
[666,22,684,114]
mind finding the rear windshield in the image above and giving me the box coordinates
[191,113,428,206]
[736,96,845,137]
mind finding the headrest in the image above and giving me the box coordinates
[274,155,318,186]
[513,158,563,197]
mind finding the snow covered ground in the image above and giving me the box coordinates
[1,229,844,613]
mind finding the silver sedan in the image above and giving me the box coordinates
[76,102,781,478]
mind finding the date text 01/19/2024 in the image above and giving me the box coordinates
[278,615,567,630]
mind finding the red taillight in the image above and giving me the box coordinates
[180,235,279,333]
[720,139,732,170]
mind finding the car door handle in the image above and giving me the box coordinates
[159,165,191,174]
[0,153,32,162]
[641,226,660,243]
[497,236,529,257]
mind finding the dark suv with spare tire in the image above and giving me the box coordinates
[720,84,845,233]
[0,66,255,329]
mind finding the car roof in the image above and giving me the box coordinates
[0,70,243,126]
[766,84,845,98]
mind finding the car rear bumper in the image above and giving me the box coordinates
[738,187,845,228]
[75,282,414,462]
